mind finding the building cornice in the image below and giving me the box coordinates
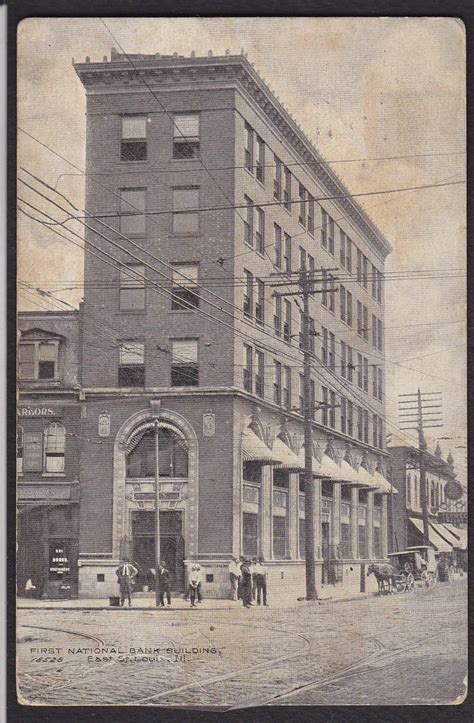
[74,53,392,259]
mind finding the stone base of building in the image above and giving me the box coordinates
[77,557,383,600]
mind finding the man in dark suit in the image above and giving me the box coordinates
[115,558,138,607]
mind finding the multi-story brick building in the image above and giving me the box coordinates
[18,50,396,599]
[387,444,467,566]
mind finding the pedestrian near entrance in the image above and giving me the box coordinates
[189,565,201,607]
[240,558,253,608]
[158,562,172,606]
[228,557,241,600]
[237,555,244,599]
[250,556,258,601]
[115,559,138,607]
[254,557,268,606]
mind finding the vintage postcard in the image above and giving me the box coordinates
[16,17,467,707]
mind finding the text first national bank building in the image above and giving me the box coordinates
[17,50,394,599]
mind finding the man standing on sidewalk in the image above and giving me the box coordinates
[228,557,241,601]
[254,556,268,606]
[158,562,172,607]
[240,559,253,608]
[115,558,138,608]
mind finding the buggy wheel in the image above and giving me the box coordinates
[395,576,407,593]
[421,570,430,588]
[407,573,415,592]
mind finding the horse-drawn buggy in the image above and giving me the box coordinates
[368,546,437,595]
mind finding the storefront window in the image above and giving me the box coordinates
[242,513,258,557]
[273,516,287,559]
[298,518,306,559]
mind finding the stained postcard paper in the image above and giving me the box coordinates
[16,17,467,707]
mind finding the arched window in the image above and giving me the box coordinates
[126,427,188,478]
[406,473,412,507]
[17,426,24,474]
[44,423,66,473]
[430,480,435,508]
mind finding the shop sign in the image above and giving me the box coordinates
[49,543,70,578]
[202,411,215,437]
[18,406,60,417]
[438,511,467,525]
[443,479,464,501]
[98,411,111,438]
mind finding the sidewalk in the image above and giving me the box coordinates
[18,583,377,611]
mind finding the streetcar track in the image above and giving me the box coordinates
[18,624,106,647]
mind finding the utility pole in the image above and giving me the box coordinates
[398,390,443,546]
[151,400,162,608]
[271,267,338,600]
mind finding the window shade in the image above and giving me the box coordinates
[172,265,198,286]
[173,114,199,139]
[120,342,144,364]
[122,117,147,139]
[171,339,198,363]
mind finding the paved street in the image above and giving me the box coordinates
[17,578,466,708]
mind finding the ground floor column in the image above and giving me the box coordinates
[332,483,341,558]
[350,487,359,558]
[261,465,272,560]
[381,494,388,558]
[313,478,322,560]
[288,473,299,559]
[366,491,374,559]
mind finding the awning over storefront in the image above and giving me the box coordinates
[409,517,453,552]
[440,524,467,550]
[353,465,380,491]
[272,438,305,470]
[430,522,465,550]
[339,459,364,485]
[242,429,282,464]
[373,470,398,495]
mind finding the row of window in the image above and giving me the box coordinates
[406,473,446,511]
[118,339,199,387]
[243,121,384,302]
[118,186,200,236]
[17,423,66,474]
[120,114,200,162]
[241,344,384,448]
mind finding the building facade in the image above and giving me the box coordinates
[387,444,467,566]
[18,50,395,598]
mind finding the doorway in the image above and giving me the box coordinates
[131,510,185,591]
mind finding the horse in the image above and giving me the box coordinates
[367,563,398,595]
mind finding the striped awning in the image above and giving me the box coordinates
[354,465,380,491]
[430,522,462,550]
[440,524,467,550]
[373,470,398,495]
[409,517,452,552]
[242,429,281,464]
[273,438,305,470]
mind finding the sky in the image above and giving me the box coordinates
[17,18,467,484]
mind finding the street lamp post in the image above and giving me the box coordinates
[151,409,162,608]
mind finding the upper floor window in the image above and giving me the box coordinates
[377,270,383,303]
[119,188,146,236]
[243,269,253,319]
[371,263,377,299]
[299,184,307,227]
[340,285,346,323]
[346,290,353,327]
[244,123,254,172]
[256,207,265,255]
[171,264,199,310]
[274,156,282,200]
[406,473,412,506]
[121,116,147,161]
[243,343,253,393]
[273,360,282,406]
[321,209,328,250]
[283,299,292,343]
[340,230,346,268]
[171,339,199,387]
[119,341,145,387]
[274,293,282,337]
[255,136,265,183]
[328,274,336,313]
[173,113,200,159]
[356,248,362,284]
[362,254,368,289]
[328,216,335,256]
[299,246,306,271]
[307,194,315,235]
[244,195,254,247]
[255,279,265,326]
[284,233,292,272]
[274,223,282,269]
[119,264,146,311]
[378,319,383,351]
[44,422,66,474]
[255,350,265,398]
[172,187,199,234]
[18,340,59,381]
[284,167,291,211]
[283,366,291,409]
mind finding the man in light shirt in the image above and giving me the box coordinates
[228,557,241,600]
[254,556,268,606]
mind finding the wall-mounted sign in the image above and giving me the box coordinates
[18,406,60,418]
[443,479,464,501]
[202,411,215,437]
[438,511,467,526]
[49,542,70,579]
[98,411,111,438]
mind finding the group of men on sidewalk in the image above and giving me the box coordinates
[228,556,268,608]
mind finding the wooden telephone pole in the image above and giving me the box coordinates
[398,390,443,545]
[271,267,338,600]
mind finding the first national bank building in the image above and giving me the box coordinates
[17,50,393,599]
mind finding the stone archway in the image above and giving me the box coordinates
[112,407,199,560]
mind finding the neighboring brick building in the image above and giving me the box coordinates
[18,50,396,599]
[387,444,467,565]
[17,310,81,598]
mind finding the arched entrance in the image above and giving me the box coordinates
[113,408,199,592]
